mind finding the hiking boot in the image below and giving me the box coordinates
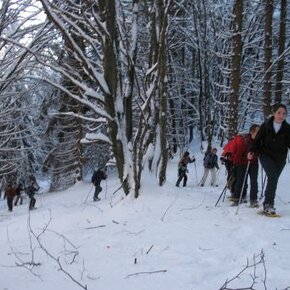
[250,200,259,208]
[200,184,204,187]
[263,204,276,215]
[93,197,101,202]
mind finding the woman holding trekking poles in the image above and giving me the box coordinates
[248,103,290,215]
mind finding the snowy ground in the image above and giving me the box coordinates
[1,151,290,290]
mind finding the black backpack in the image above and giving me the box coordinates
[91,171,97,183]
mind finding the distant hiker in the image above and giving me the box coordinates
[91,167,107,201]
[27,175,39,210]
[73,168,81,184]
[249,103,290,215]
[220,141,235,193]
[227,124,260,207]
[5,184,16,212]
[200,148,219,187]
[175,151,195,187]
[14,183,24,206]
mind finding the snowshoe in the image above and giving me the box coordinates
[249,200,259,208]
[257,210,281,218]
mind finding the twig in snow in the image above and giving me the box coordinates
[125,269,167,279]
[85,225,106,230]
[27,212,88,290]
[146,245,154,255]
[161,197,178,221]
[218,250,267,290]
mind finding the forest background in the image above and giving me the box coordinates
[0,0,289,196]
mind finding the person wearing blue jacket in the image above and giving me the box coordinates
[200,148,219,186]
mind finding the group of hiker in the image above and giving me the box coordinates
[1,175,40,212]
[176,103,290,216]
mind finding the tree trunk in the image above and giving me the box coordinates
[274,0,286,104]
[101,0,130,194]
[263,0,274,118]
[228,0,244,138]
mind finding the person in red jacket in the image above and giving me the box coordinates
[227,124,260,206]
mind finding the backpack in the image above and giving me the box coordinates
[91,171,97,183]
[222,134,251,164]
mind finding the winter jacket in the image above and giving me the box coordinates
[222,134,258,166]
[178,156,195,171]
[91,169,107,186]
[5,186,16,199]
[203,153,219,169]
[250,116,290,163]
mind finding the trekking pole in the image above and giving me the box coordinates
[215,184,227,207]
[105,178,107,200]
[215,168,220,186]
[259,174,267,201]
[236,161,250,215]
[83,184,94,205]
[194,161,198,185]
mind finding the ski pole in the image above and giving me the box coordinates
[259,174,267,201]
[105,178,107,200]
[214,168,220,186]
[194,161,198,185]
[83,184,94,205]
[215,184,227,207]
[236,161,250,215]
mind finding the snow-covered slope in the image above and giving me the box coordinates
[1,152,290,290]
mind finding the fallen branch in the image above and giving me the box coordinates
[85,225,106,230]
[161,197,178,221]
[146,245,153,255]
[125,269,167,279]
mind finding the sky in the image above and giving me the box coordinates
[1,148,290,290]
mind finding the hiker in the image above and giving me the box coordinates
[220,143,235,193]
[5,184,16,212]
[200,148,219,187]
[91,167,107,201]
[175,151,195,187]
[248,103,290,215]
[14,183,24,206]
[226,124,260,206]
[27,175,39,210]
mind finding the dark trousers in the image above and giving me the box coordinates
[29,195,36,210]
[259,154,285,207]
[94,184,102,199]
[233,162,258,201]
[226,162,236,193]
[7,197,13,211]
[176,169,187,187]
[14,195,23,206]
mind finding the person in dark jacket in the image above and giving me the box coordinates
[175,151,195,187]
[248,103,290,215]
[5,184,16,212]
[91,167,107,201]
[14,183,24,206]
[228,124,260,206]
[27,175,39,210]
[200,148,219,186]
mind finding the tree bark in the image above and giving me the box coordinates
[263,0,274,117]
[228,0,244,138]
[274,0,287,104]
